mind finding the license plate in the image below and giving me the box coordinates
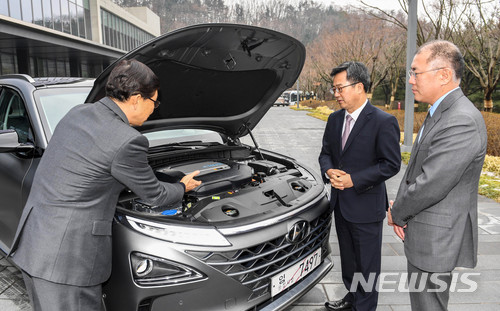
[270,247,322,297]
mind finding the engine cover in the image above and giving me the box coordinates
[156,160,253,196]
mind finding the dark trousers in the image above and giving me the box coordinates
[407,261,452,311]
[334,205,383,311]
[22,271,102,311]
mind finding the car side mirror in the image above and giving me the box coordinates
[0,130,35,152]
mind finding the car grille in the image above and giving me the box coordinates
[187,211,331,301]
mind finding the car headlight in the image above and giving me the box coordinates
[126,216,231,246]
[131,252,205,286]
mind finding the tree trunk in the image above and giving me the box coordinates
[484,99,493,112]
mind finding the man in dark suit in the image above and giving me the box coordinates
[319,61,401,311]
[10,59,201,310]
[388,40,487,310]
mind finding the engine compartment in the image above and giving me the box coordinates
[118,149,319,224]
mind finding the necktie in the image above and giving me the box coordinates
[418,112,431,143]
[342,115,353,150]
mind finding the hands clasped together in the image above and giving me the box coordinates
[387,200,406,242]
[326,169,406,241]
[326,169,353,190]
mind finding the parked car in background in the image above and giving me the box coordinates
[274,94,289,106]
[0,24,332,311]
[282,90,303,106]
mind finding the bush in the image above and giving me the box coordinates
[386,110,500,157]
[298,101,500,157]
[481,112,500,157]
[483,155,500,176]
[479,174,500,203]
[299,99,339,110]
[384,110,426,134]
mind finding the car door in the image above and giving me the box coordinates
[0,87,37,253]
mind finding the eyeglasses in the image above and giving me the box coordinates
[144,96,161,109]
[408,67,446,79]
[330,82,359,94]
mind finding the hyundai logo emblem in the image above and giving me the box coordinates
[286,221,310,244]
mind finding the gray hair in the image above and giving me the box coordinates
[417,40,464,82]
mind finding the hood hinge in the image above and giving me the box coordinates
[244,123,264,160]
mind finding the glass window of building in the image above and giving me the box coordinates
[1,54,19,75]
[47,59,57,76]
[32,0,43,26]
[101,10,107,44]
[8,0,22,20]
[57,60,67,76]
[116,17,122,49]
[2,0,91,40]
[42,0,53,29]
[61,1,71,34]
[84,0,91,40]
[77,5,85,38]
[112,14,117,47]
[0,3,9,16]
[119,20,123,50]
[100,9,154,51]
[69,1,78,36]
[36,58,47,76]
[20,0,33,23]
[81,60,88,77]
[52,0,62,31]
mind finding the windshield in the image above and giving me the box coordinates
[35,88,223,146]
[36,87,91,137]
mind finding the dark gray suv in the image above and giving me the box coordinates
[0,24,332,311]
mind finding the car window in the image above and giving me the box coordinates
[0,88,34,143]
[36,88,90,136]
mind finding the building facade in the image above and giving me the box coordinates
[0,0,161,77]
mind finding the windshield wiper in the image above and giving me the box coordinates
[150,141,222,153]
[163,141,222,147]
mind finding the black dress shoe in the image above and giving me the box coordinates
[324,299,353,310]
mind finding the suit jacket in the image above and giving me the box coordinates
[10,97,185,286]
[392,88,487,272]
[319,102,401,223]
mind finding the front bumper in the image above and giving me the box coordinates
[103,200,332,311]
[258,255,333,311]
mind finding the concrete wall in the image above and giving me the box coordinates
[91,0,161,45]
[124,7,161,37]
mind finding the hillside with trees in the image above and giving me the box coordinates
[113,0,499,112]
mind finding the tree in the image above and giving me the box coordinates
[360,0,500,111]
[452,0,500,111]
[302,13,403,101]
[114,0,342,47]
[382,35,406,108]
[359,0,472,45]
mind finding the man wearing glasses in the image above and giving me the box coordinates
[319,61,401,310]
[388,40,487,310]
[10,59,201,311]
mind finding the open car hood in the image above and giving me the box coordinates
[86,23,305,138]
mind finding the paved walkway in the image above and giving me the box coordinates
[2,106,499,310]
[254,107,500,311]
